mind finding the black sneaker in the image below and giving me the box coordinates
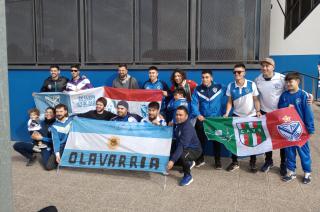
[249,162,258,173]
[260,161,274,172]
[226,162,239,172]
[303,174,311,184]
[282,172,296,182]
[214,160,222,170]
[26,155,36,166]
[280,164,287,176]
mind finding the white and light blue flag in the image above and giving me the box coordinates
[60,117,173,174]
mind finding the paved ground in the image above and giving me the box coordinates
[12,105,320,212]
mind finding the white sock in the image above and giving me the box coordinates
[305,172,311,178]
[288,170,295,176]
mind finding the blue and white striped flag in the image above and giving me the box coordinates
[60,117,173,173]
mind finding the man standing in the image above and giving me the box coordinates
[112,64,139,89]
[111,101,139,122]
[66,64,93,91]
[142,66,170,115]
[40,65,68,92]
[224,64,261,173]
[141,102,166,126]
[167,106,202,186]
[255,57,313,176]
[191,70,226,169]
[78,97,116,120]
[254,58,287,175]
[51,104,73,164]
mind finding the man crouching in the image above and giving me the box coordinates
[167,106,202,186]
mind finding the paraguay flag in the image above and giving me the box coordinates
[104,87,163,118]
[60,117,173,173]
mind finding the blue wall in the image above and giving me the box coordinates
[272,54,320,95]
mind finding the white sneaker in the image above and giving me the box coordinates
[32,145,41,153]
[38,143,47,149]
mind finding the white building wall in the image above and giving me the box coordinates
[269,0,320,55]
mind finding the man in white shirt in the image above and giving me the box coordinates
[224,63,261,173]
[255,57,313,176]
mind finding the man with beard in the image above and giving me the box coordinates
[51,104,73,164]
[112,64,139,89]
[111,101,140,122]
[13,107,57,170]
[141,102,166,126]
[78,97,116,120]
[40,65,68,92]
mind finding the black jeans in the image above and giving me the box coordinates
[195,120,221,163]
[176,148,202,175]
[13,141,57,170]
[231,113,256,164]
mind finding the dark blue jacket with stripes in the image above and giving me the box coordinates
[191,82,227,118]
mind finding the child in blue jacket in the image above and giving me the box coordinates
[166,88,190,126]
[278,72,314,184]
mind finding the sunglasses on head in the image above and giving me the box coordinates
[71,69,78,72]
[233,71,244,75]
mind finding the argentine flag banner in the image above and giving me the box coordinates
[60,117,173,174]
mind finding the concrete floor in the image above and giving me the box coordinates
[12,105,320,212]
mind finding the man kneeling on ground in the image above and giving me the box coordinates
[167,106,202,186]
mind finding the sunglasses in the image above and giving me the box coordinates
[233,71,244,75]
[71,69,78,72]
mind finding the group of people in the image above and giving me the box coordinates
[14,58,315,187]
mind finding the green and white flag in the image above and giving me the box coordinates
[203,108,310,156]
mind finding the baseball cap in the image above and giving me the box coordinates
[260,57,275,67]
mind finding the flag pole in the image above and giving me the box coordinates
[0,0,13,210]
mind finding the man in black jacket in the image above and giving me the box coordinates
[167,106,202,186]
[78,97,116,120]
[40,65,68,92]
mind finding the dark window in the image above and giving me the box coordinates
[6,0,35,64]
[5,0,271,67]
[285,0,320,38]
[36,0,79,63]
[86,0,134,63]
[138,0,189,63]
[197,0,258,62]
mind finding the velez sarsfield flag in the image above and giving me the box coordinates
[204,107,310,156]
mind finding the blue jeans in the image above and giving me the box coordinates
[285,141,311,173]
[13,141,57,170]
